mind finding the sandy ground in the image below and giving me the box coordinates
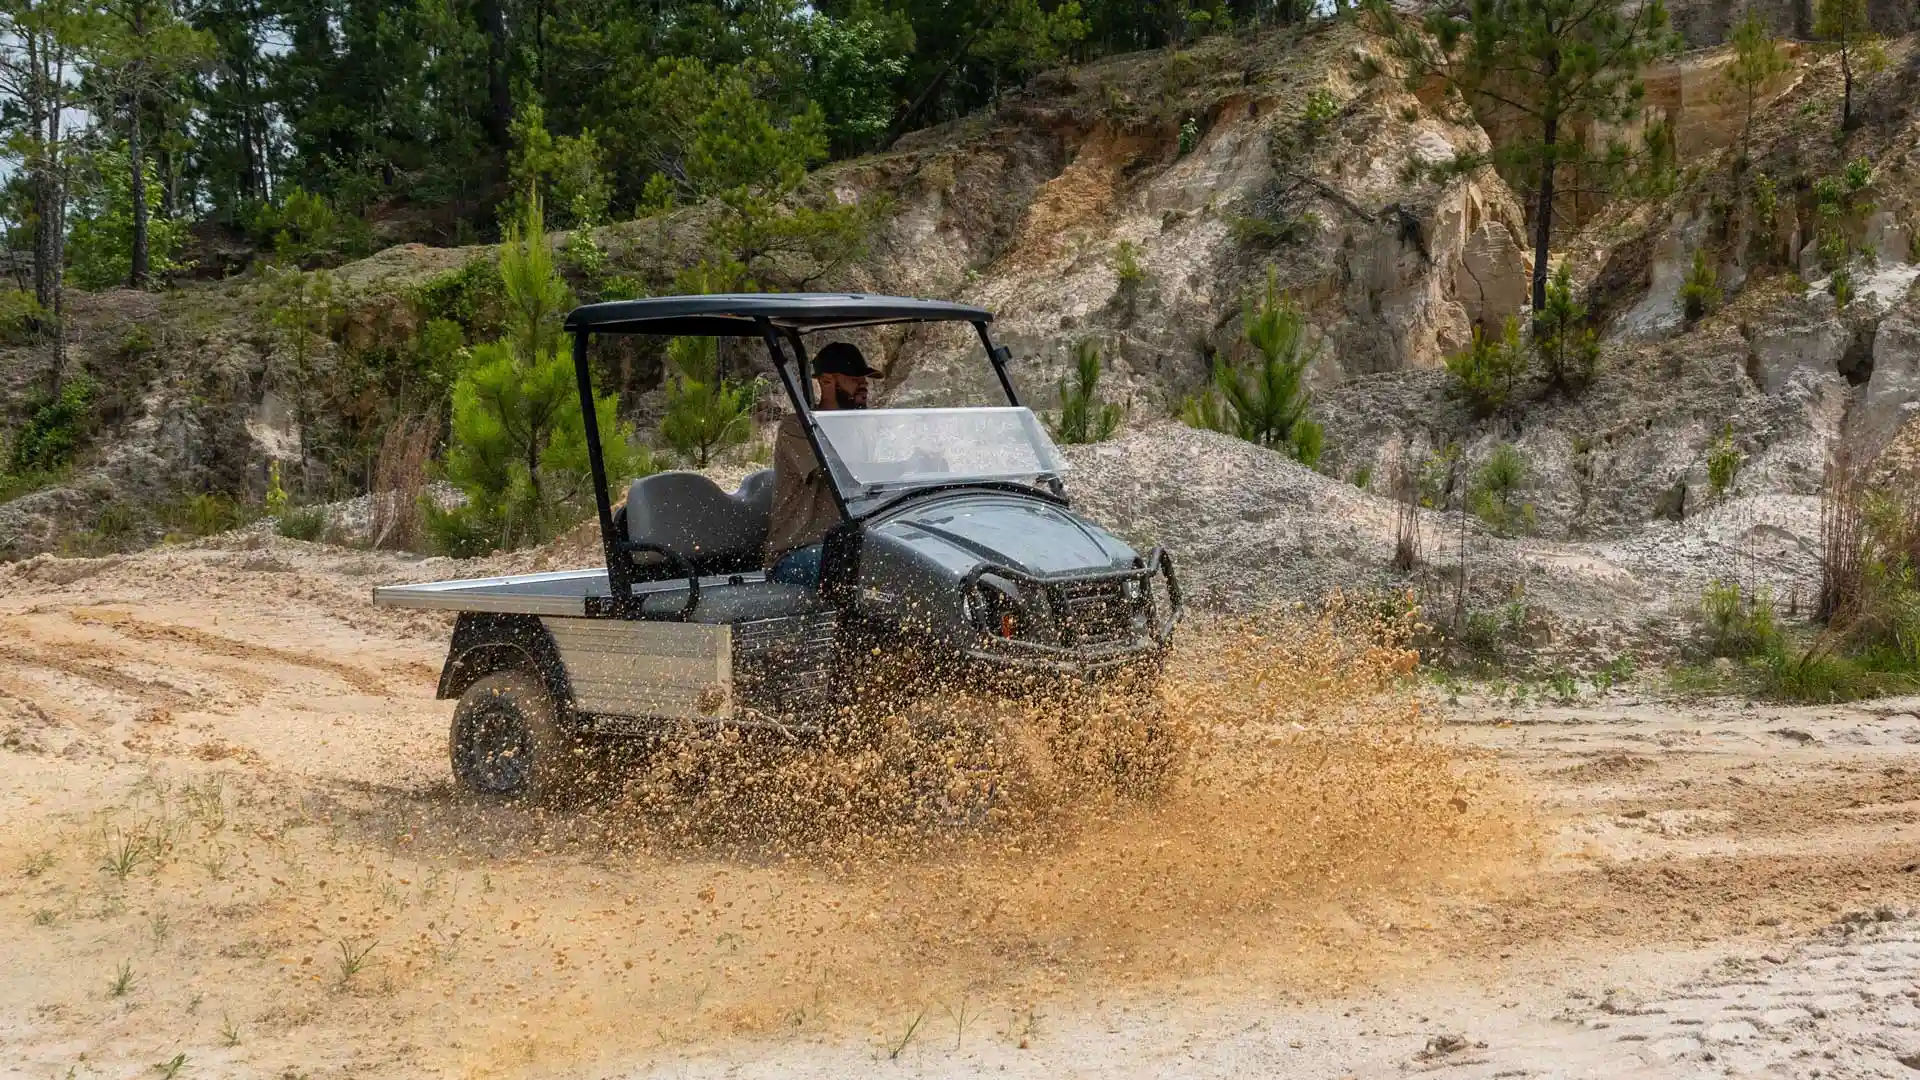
[3,535,1920,1079]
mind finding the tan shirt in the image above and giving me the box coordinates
[764,413,843,564]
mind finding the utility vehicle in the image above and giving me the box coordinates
[373,293,1182,798]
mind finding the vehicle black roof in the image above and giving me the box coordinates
[562,293,992,336]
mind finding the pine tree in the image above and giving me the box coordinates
[0,0,99,387]
[658,336,758,466]
[87,0,211,286]
[1724,10,1789,169]
[1535,263,1598,389]
[1813,0,1881,131]
[1181,269,1325,466]
[1048,340,1124,445]
[1365,0,1676,325]
[437,195,643,552]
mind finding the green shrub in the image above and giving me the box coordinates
[1048,340,1124,445]
[182,493,244,537]
[8,375,96,474]
[1701,579,1779,657]
[1177,117,1199,156]
[1113,241,1146,290]
[276,506,328,542]
[1535,263,1598,389]
[1707,425,1742,498]
[659,336,760,466]
[412,257,507,341]
[1180,269,1325,465]
[1679,249,1721,321]
[1301,87,1339,138]
[1831,267,1856,307]
[1446,318,1526,415]
[421,501,497,558]
[1352,464,1373,491]
[0,288,46,345]
[1468,442,1534,536]
[1228,211,1319,248]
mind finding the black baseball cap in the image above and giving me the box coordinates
[813,341,879,378]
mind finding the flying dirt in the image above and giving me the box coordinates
[4,537,1919,1078]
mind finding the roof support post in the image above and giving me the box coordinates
[573,330,631,610]
[758,316,850,520]
[974,320,1021,407]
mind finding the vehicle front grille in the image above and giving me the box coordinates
[733,611,838,721]
[1053,579,1136,647]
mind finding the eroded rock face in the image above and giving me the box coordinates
[1862,302,1920,446]
[1748,297,1848,393]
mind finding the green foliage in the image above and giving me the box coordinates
[1113,241,1145,289]
[1814,0,1883,129]
[645,58,873,291]
[67,147,190,288]
[1445,317,1527,415]
[1725,11,1789,165]
[1180,270,1324,466]
[1300,87,1339,138]
[1177,117,1199,156]
[1706,425,1742,498]
[1228,210,1320,248]
[439,196,646,553]
[247,187,366,265]
[1679,249,1721,321]
[172,493,246,538]
[8,374,96,474]
[507,102,611,230]
[1749,171,1780,264]
[1468,442,1534,536]
[412,258,506,341]
[1535,264,1598,389]
[1700,579,1779,657]
[0,288,45,346]
[1048,340,1124,445]
[658,336,759,466]
[262,267,338,390]
[265,461,290,516]
[793,9,912,153]
[274,505,325,541]
[1366,0,1676,314]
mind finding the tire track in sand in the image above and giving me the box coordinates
[66,609,395,696]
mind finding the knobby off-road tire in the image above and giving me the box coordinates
[449,670,594,803]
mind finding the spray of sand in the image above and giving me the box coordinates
[0,602,1531,1077]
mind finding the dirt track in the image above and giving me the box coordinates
[4,536,1920,1078]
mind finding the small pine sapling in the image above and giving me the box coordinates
[1048,341,1124,445]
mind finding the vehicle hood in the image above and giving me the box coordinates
[871,492,1137,578]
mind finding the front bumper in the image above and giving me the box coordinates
[957,547,1182,679]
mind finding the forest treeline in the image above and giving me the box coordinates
[0,0,1319,286]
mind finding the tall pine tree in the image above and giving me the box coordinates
[1366,0,1676,323]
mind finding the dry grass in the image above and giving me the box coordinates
[369,413,438,551]
[1390,448,1421,573]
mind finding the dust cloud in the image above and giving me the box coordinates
[1,601,1530,1077]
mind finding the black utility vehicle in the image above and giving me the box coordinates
[374,293,1181,798]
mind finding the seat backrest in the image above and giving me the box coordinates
[626,470,775,576]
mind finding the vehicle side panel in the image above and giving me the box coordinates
[541,618,732,720]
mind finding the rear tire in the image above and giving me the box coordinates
[449,670,591,802]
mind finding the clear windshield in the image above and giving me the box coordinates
[811,407,1067,502]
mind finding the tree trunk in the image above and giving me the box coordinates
[130,101,151,288]
[1840,44,1855,129]
[1531,113,1559,328]
[479,0,512,147]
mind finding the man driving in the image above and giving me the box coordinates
[765,340,874,586]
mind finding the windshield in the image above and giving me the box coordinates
[810,407,1066,504]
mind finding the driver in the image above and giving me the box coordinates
[765,341,875,586]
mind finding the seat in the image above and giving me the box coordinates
[625,469,774,577]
